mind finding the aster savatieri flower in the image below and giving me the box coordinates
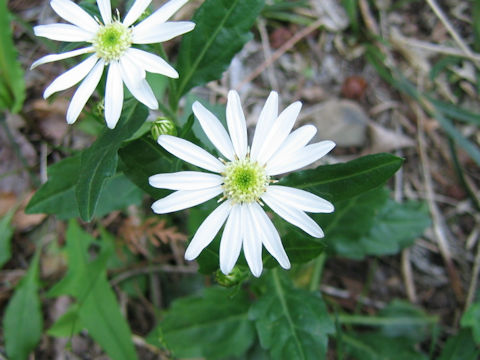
[32,0,194,128]
[149,90,335,277]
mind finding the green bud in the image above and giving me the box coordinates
[215,267,248,287]
[151,117,177,140]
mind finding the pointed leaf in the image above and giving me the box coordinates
[0,209,15,267]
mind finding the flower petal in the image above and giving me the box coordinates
[262,191,324,238]
[126,48,178,78]
[96,0,112,24]
[149,171,223,190]
[50,0,99,32]
[220,204,243,275]
[66,59,105,124]
[132,21,195,44]
[119,55,158,109]
[266,186,334,213]
[151,186,222,214]
[31,47,95,69]
[123,0,152,27]
[226,90,248,159]
[158,135,225,173]
[250,91,278,161]
[266,140,335,176]
[192,101,235,161]
[133,0,190,33]
[243,205,263,277]
[256,101,302,165]
[104,61,124,129]
[249,203,290,269]
[34,24,94,42]
[185,200,232,261]
[43,54,98,99]
[266,124,317,171]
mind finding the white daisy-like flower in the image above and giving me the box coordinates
[32,0,195,128]
[149,90,336,277]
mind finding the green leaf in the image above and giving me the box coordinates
[172,0,265,104]
[431,98,480,125]
[249,270,334,360]
[48,221,138,360]
[155,287,255,360]
[76,100,148,221]
[0,0,25,112]
[3,252,43,360]
[461,302,480,344]
[279,153,403,201]
[26,154,143,219]
[438,329,480,360]
[47,304,83,338]
[0,208,15,268]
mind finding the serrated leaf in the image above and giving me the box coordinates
[3,252,43,360]
[155,287,255,360]
[48,221,138,360]
[249,270,334,360]
[461,302,480,344]
[279,153,403,201]
[438,329,480,360]
[0,208,15,268]
[0,0,25,112]
[76,100,148,221]
[172,0,264,103]
[26,154,143,219]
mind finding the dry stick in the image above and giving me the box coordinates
[110,264,198,287]
[235,18,324,91]
[465,231,480,310]
[257,18,279,91]
[415,103,464,303]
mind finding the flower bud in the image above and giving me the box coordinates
[151,117,177,140]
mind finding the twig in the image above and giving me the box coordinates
[465,229,480,310]
[235,18,324,91]
[257,18,279,91]
[110,264,198,287]
[402,248,418,303]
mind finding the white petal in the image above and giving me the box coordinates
[133,0,190,32]
[43,54,98,99]
[123,0,152,27]
[226,90,248,159]
[104,61,124,129]
[158,135,225,173]
[149,171,223,190]
[50,0,99,32]
[96,0,112,24]
[192,101,235,161]
[243,205,263,277]
[266,125,317,171]
[34,24,94,42]
[151,186,222,214]
[266,186,334,213]
[256,101,302,165]
[220,205,243,275]
[126,48,178,78]
[66,59,105,124]
[266,140,335,176]
[250,91,278,161]
[119,56,158,109]
[185,201,232,260]
[132,21,195,44]
[249,203,290,269]
[262,192,324,238]
[31,47,95,69]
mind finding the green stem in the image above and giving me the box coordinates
[309,252,326,291]
[337,313,438,326]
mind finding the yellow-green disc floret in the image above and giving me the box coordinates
[223,157,269,204]
[93,21,132,62]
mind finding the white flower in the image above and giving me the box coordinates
[149,90,335,277]
[32,0,195,129]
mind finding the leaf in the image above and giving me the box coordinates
[431,98,480,125]
[3,252,43,360]
[47,305,83,338]
[76,100,148,221]
[48,221,138,360]
[172,0,265,103]
[438,329,480,360]
[249,270,334,360]
[461,302,480,344]
[26,154,143,219]
[0,209,15,268]
[155,287,255,360]
[279,153,403,201]
[0,0,25,112]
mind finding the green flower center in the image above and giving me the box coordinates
[223,157,269,204]
[93,21,132,62]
